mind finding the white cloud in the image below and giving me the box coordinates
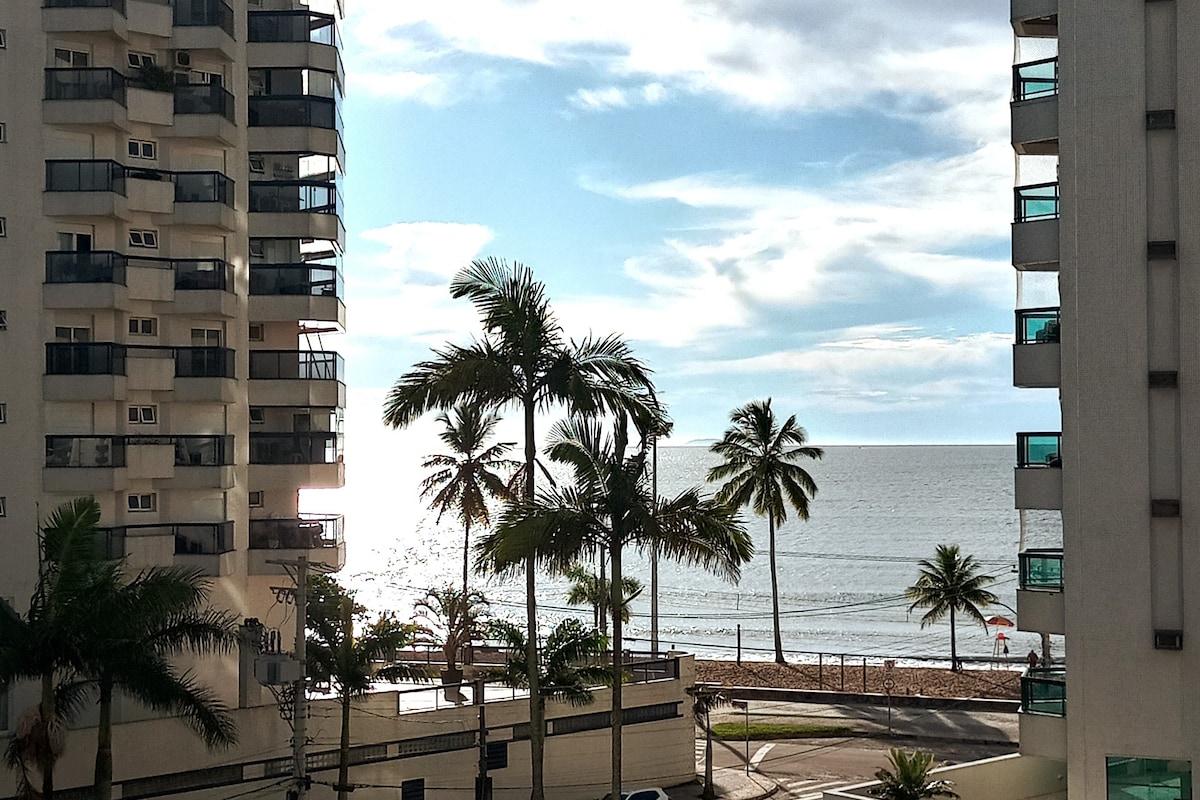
[567,82,670,111]
[358,221,495,279]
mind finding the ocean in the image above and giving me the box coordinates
[340,445,1061,664]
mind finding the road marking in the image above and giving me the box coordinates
[749,743,775,770]
[784,778,853,799]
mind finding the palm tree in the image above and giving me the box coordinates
[871,749,958,800]
[480,414,753,800]
[689,684,728,800]
[708,398,823,664]
[306,575,427,800]
[383,257,662,800]
[562,563,642,634]
[489,618,611,707]
[420,402,521,594]
[413,586,490,699]
[904,544,998,671]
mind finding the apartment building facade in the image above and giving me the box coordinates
[0,0,348,723]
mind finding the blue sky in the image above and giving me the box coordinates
[326,0,1060,457]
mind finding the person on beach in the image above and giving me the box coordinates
[1027,649,1039,670]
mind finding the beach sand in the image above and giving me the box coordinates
[694,659,1022,700]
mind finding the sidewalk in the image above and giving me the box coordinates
[670,767,777,800]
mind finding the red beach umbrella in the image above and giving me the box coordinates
[986,615,1015,628]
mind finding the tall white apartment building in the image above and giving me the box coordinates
[1010,0,1196,797]
[0,0,347,722]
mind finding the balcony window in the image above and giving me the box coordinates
[1019,549,1063,590]
[1107,758,1192,800]
[248,96,341,132]
[45,251,126,284]
[44,0,127,12]
[249,180,339,214]
[46,159,125,194]
[1016,307,1060,344]
[250,432,340,464]
[174,347,235,378]
[1018,432,1062,468]
[174,83,235,122]
[249,350,342,380]
[249,515,343,550]
[174,259,231,291]
[45,67,126,104]
[174,171,234,206]
[173,0,235,37]
[46,342,126,375]
[1013,57,1058,101]
[1021,668,1066,717]
[45,436,127,468]
[1015,183,1059,222]
[250,264,340,297]
[171,435,232,466]
[248,10,339,46]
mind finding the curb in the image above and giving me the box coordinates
[720,686,1020,714]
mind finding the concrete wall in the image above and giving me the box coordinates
[825,754,1066,800]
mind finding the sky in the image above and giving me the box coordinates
[308,1,1062,561]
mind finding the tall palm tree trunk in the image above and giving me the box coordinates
[609,535,623,800]
[94,675,114,800]
[949,607,958,671]
[522,399,545,800]
[337,692,351,800]
[598,555,608,635]
[41,671,57,800]
[702,709,715,800]
[769,515,784,664]
[462,517,472,596]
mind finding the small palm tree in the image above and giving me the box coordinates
[871,749,958,800]
[689,684,729,800]
[562,563,642,634]
[904,544,998,671]
[490,618,611,706]
[420,402,521,594]
[708,398,823,664]
[306,575,427,800]
[413,586,490,701]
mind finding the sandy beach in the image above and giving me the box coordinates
[694,659,1022,701]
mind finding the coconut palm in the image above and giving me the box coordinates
[413,586,490,699]
[306,575,427,800]
[489,618,611,707]
[383,257,662,800]
[421,402,522,594]
[480,414,752,800]
[689,684,728,800]
[871,749,958,800]
[904,544,998,671]
[708,398,823,664]
[562,563,642,634]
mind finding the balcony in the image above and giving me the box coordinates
[249,264,344,326]
[249,180,344,244]
[1013,307,1060,388]
[44,252,234,315]
[44,68,170,129]
[174,171,237,230]
[250,432,344,488]
[100,521,233,575]
[44,159,129,220]
[172,0,235,57]
[1011,0,1058,38]
[45,435,232,490]
[249,349,345,407]
[44,342,127,400]
[43,0,128,39]
[1012,58,1058,156]
[1016,432,1062,510]
[1013,182,1059,271]
[1017,549,1064,635]
[248,11,343,81]
[1020,667,1066,760]
[248,515,346,575]
[44,436,126,492]
[44,343,236,401]
[247,95,342,162]
[174,83,236,144]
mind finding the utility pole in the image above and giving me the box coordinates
[650,435,659,653]
[293,555,308,800]
[475,678,491,800]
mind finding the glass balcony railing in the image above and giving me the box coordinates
[1019,549,1063,590]
[45,436,126,467]
[174,347,235,378]
[45,252,231,291]
[248,95,341,132]
[1021,668,1066,716]
[1016,307,1060,344]
[1015,182,1060,222]
[46,159,126,194]
[249,515,343,550]
[46,342,126,375]
[1018,432,1062,468]
[248,10,339,46]
[172,258,232,290]
[44,0,127,11]
[45,68,126,103]
[1013,57,1059,102]
[249,350,343,381]
[249,264,341,298]
[174,83,235,122]
[173,0,234,36]
[250,432,341,465]
[174,171,234,206]
[249,180,339,215]
[98,522,234,557]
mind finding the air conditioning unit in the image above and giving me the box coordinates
[1154,630,1184,651]
[254,653,301,685]
[174,50,192,68]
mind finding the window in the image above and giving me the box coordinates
[249,407,265,424]
[128,317,157,336]
[127,405,157,424]
[0,30,7,50]
[0,311,6,330]
[248,323,265,342]
[0,122,6,143]
[400,780,424,800]
[186,69,221,86]
[1107,758,1191,800]
[248,490,264,507]
[0,404,6,424]
[55,326,90,343]
[0,218,6,238]
[0,497,6,517]
[126,51,155,69]
[54,48,89,67]
[127,139,157,160]
[57,231,92,251]
[248,240,266,259]
[191,328,221,346]
[249,156,265,174]
[128,229,158,249]
[127,493,156,512]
